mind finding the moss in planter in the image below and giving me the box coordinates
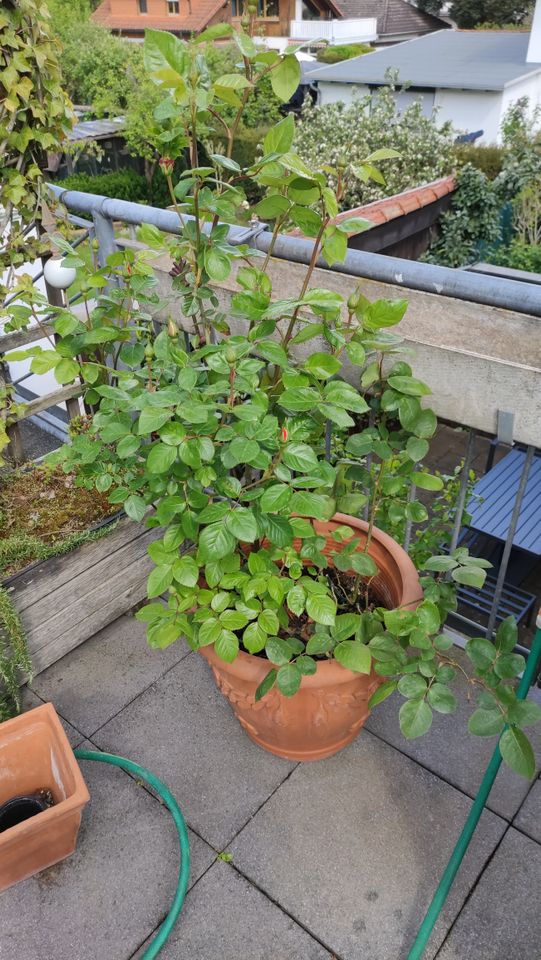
[0,464,119,578]
[0,464,119,717]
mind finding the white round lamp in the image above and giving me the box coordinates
[43,257,77,290]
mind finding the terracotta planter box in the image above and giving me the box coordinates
[3,514,161,677]
[0,703,89,891]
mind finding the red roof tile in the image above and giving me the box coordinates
[92,0,229,33]
[288,175,455,238]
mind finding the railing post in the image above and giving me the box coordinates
[43,278,82,426]
[0,356,25,464]
[92,209,118,269]
[449,429,476,553]
[485,444,535,638]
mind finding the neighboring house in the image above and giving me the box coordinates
[91,0,377,47]
[337,0,449,46]
[308,28,541,143]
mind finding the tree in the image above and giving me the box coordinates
[416,0,532,26]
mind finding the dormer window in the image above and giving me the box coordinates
[167,0,180,12]
[138,0,147,11]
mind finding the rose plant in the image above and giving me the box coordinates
[6,23,540,773]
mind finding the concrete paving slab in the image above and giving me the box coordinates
[21,686,84,748]
[30,612,190,738]
[0,742,214,960]
[230,730,506,960]
[93,652,296,850]
[513,775,541,843]
[365,650,541,821]
[132,860,332,960]
[436,829,541,960]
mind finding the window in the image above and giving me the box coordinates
[138,0,147,12]
[166,0,180,13]
[231,0,279,15]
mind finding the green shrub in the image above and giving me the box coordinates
[423,165,502,267]
[294,86,455,211]
[60,169,149,203]
[453,143,505,180]
[316,43,374,64]
[490,241,541,273]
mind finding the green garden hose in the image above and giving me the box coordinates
[406,614,541,960]
[73,749,190,960]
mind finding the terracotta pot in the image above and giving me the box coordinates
[200,514,422,761]
[0,702,89,891]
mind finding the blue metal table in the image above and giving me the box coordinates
[467,449,541,556]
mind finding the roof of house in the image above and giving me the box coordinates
[288,176,456,237]
[92,0,229,33]
[337,0,449,38]
[309,29,541,91]
[67,117,125,142]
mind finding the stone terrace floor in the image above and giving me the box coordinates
[2,612,541,960]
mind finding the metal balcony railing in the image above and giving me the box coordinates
[290,18,378,44]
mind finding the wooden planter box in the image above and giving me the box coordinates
[4,515,160,677]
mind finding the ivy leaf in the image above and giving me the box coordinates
[334,640,371,674]
[276,662,302,696]
[399,699,433,739]
[500,727,536,779]
[305,593,336,626]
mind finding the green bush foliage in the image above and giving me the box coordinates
[490,241,541,273]
[60,169,149,203]
[423,165,502,267]
[294,87,455,211]
[316,43,374,64]
[453,143,505,180]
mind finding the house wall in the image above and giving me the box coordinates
[500,73,541,131]
[318,82,370,105]
[434,89,503,143]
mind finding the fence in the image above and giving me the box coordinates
[290,18,378,44]
[4,185,541,649]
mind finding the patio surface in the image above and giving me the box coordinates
[3,612,541,960]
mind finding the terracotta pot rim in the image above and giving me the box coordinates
[200,640,375,688]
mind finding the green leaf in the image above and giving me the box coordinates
[335,217,372,235]
[254,194,290,219]
[136,602,167,623]
[204,247,231,281]
[256,341,288,367]
[55,358,79,384]
[255,668,277,701]
[350,552,378,577]
[331,613,361,643]
[334,640,371,674]
[276,662,302,696]
[243,621,268,654]
[417,600,441,635]
[147,443,177,474]
[496,616,518,654]
[468,708,505,737]
[259,609,280,635]
[398,675,427,699]
[500,727,535,779]
[306,633,332,655]
[173,555,198,588]
[305,593,336,626]
[264,113,295,155]
[124,494,147,522]
[147,621,182,649]
[219,609,248,631]
[282,443,318,472]
[304,352,341,379]
[280,387,320,412]
[411,472,443,492]
[406,437,429,462]
[289,491,335,521]
[225,508,258,543]
[198,523,236,562]
[427,683,457,714]
[466,637,497,671]
[287,585,305,616]
[388,375,431,397]
[270,56,301,102]
[215,630,239,663]
[507,700,541,728]
[258,513,293,547]
[452,566,487,589]
[233,28,257,59]
[147,565,174,598]
[260,484,291,512]
[423,555,457,573]
[399,699,433,739]
[289,205,322,238]
[144,28,186,81]
[322,226,347,266]
[117,435,140,459]
[138,408,172,434]
[494,653,525,680]
[368,679,398,708]
[265,636,292,665]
